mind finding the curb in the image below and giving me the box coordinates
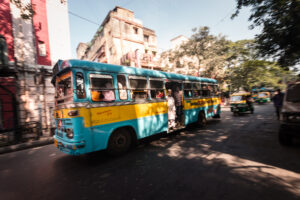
[0,137,54,155]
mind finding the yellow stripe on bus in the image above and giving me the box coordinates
[54,98,221,128]
[184,97,221,110]
[55,102,168,128]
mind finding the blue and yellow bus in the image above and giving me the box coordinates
[52,59,221,155]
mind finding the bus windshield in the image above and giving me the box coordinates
[56,72,73,104]
[230,96,244,102]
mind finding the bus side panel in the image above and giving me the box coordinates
[183,97,221,125]
[136,113,168,138]
[90,113,168,152]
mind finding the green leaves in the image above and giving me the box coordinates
[228,59,296,91]
[232,0,300,67]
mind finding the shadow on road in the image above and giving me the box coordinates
[50,105,300,200]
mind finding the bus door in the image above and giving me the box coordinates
[165,80,184,129]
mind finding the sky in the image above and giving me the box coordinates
[68,0,261,58]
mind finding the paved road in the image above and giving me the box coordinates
[1,104,300,200]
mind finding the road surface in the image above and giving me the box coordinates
[1,103,299,200]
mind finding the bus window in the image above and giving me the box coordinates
[201,83,209,97]
[150,79,165,99]
[193,82,201,97]
[208,84,213,96]
[117,75,128,100]
[212,84,220,96]
[184,82,192,98]
[76,73,86,99]
[90,74,115,102]
[55,71,73,104]
[129,76,148,100]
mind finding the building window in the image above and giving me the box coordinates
[125,23,130,34]
[38,41,46,56]
[133,27,138,34]
[0,35,8,65]
[144,35,149,42]
[109,47,113,55]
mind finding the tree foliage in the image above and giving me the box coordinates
[228,60,297,91]
[232,0,300,67]
[170,26,229,79]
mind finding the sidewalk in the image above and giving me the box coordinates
[0,136,53,155]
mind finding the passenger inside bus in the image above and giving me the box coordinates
[102,82,115,101]
[155,90,164,99]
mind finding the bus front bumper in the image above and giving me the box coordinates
[53,136,86,155]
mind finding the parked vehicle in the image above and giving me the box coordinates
[279,82,300,145]
[256,92,271,104]
[230,92,254,115]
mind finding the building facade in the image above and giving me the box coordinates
[77,6,160,70]
[0,0,71,143]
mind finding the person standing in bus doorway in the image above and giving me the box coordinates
[174,86,183,126]
[167,89,176,129]
[272,89,284,120]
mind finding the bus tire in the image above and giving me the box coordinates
[107,128,132,156]
[198,112,207,127]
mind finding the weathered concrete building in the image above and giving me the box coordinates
[0,0,71,143]
[77,6,160,70]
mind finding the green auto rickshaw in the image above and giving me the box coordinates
[256,92,271,104]
[230,92,254,115]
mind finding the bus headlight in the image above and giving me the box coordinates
[65,128,74,139]
[68,110,79,117]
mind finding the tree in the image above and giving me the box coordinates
[228,60,297,91]
[175,26,229,79]
[232,0,300,68]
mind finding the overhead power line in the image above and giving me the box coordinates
[68,11,100,26]
[214,8,235,27]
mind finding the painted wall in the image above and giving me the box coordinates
[31,0,51,66]
[0,0,14,61]
[46,0,71,64]
[10,0,36,65]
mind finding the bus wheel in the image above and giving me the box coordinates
[198,112,207,127]
[107,129,132,156]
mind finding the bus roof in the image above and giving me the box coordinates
[52,59,217,84]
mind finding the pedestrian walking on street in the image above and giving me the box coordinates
[271,89,284,120]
